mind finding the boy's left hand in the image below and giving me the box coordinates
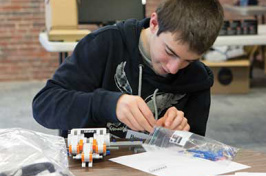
[156,107,190,131]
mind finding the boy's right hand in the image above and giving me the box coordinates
[116,94,156,133]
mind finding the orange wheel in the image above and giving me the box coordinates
[77,145,80,154]
[81,152,84,162]
[69,145,72,154]
[93,139,97,152]
[79,140,83,151]
[89,152,93,162]
[95,145,98,154]
[103,143,106,154]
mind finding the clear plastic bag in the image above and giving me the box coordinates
[143,127,239,164]
[0,128,74,176]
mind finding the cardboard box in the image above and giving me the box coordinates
[202,60,250,94]
[45,0,78,32]
[48,29,91,42]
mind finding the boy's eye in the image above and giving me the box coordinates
[165,49,174,56]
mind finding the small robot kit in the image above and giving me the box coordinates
[219,19,258,36]
[67,128,110,167]
[67,128,143,167]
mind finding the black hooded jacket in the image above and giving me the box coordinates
[32,18,213,137]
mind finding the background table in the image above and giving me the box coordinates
[39,33,76,64]
[68,148,266,176]
[214,25,266,46]
[39,25,266,51]
[39,24,266,77]
[223,4,266,16]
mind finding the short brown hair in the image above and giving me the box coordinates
[156,0,224,55]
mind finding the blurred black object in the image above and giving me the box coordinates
[234,0,258,6]
[78,0,145,25]
[0,162,71,176]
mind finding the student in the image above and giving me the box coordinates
[33,0,224,138]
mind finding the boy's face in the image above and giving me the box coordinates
[149,31,201,77]
[148,13,201,77]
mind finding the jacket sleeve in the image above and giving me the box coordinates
[183,88,211,136]
[32,32,123,130]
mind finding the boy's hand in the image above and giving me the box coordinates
[116,94,156,133]
[156,107,190,131]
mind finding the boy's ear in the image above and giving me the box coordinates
[150,12,159,34]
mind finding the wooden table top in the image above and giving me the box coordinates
[68,147,266,176]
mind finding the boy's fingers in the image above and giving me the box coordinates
[156,118,164,127]
[138,99,156,126]
[164,109,178,127]
[131,104,154,133]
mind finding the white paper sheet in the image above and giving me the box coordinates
[110,151,250,176]
[218,172,266,176]
[235,173,266,176]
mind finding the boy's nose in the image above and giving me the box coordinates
[166,59,182,74]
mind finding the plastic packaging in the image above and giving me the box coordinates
[0,128,74,176]
[143,127,239,164]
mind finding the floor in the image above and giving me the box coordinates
[0,68,266,153]
[207,68,266,153]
